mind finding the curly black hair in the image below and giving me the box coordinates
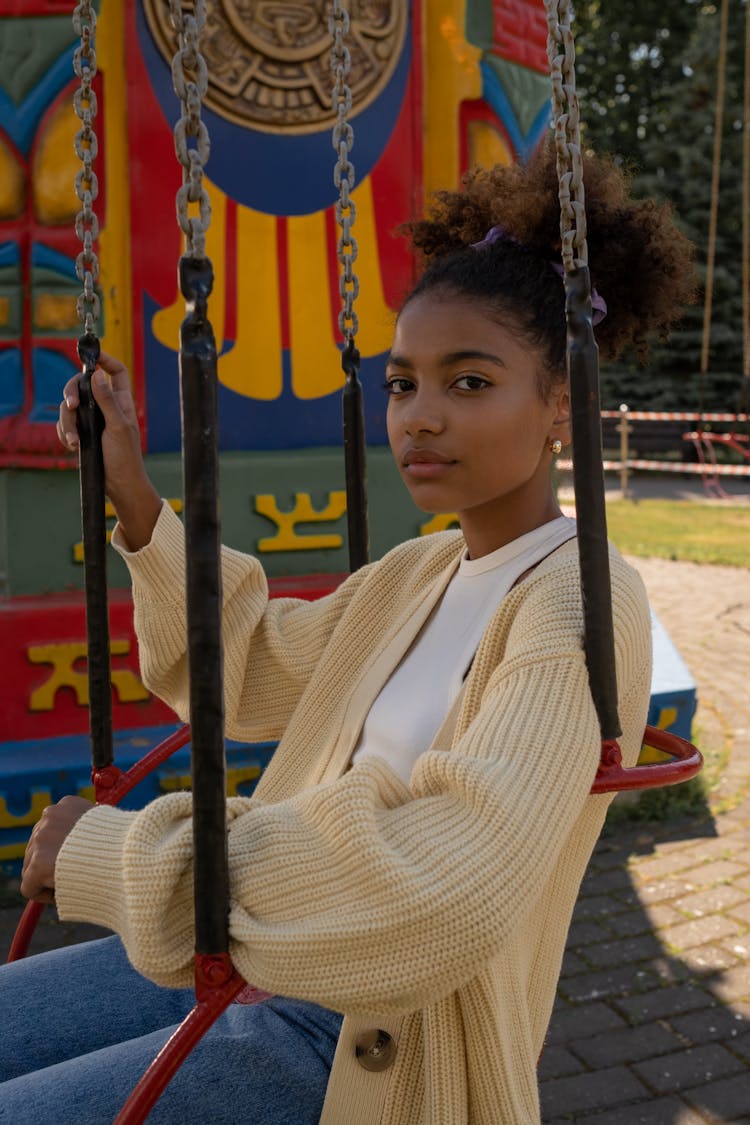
[401,138,696,395]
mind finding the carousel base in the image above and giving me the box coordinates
[0,611,696,877]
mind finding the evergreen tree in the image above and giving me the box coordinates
[575,1,746,416]
[575,0,699,169]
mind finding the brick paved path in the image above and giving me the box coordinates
[541,557,750,1123]
[2,553,749,1122]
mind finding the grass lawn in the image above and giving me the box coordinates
[598,496,748,825]
[604,719,729,832]
[603,499,750,568]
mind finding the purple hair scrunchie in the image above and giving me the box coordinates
[470,224,608,326]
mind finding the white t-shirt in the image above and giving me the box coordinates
[351,516,577,784]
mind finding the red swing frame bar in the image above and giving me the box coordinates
[7,724,191,963]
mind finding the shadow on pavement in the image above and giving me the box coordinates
[541,795,750,1123]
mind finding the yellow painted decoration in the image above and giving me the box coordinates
[0,296,10,326]
[467,118,512,170]
[34,294,80,332]
[424,0,482,197]
[420,513,460,535]
[656,707,679,730]
[97,0,134,371]
[73,499,182,563]
[74,530,114,563]
[0,791,51,829]
[255,491,347,552]
[28,640,150,711]
[152,177,394,403]
[0,843,26,862]
[0,134,24,219]
[77,784,96,802]
[638,707,680,764]
[158,774,191,792]
[350,179,398,359]
[288,208,343,399]
[110,651,151,703]
[218,203,283,400]
[226,766,262,796]
[159,765,262,796]
[29,642,90,709]
[289,180,394,400]
[32,93,79,225]
[152,179,227,355]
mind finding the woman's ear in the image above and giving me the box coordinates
[550,386,571,447]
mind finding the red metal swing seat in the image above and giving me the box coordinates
[593,726,702,794]
[9,717,703,965]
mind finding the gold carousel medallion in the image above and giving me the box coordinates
[143,1,408,134]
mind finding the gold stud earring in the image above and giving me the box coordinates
[548,439,563,455]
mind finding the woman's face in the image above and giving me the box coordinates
[386,293,570,557]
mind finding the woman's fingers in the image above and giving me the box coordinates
[57,374,83,448]
[89,366,126,427]
[57,357,136,453]
[20,796,93,903]
[63,374,81,409]
[56,357,147,516]
[57,393,80,451]
[91,355,138,429]
[97,351,130,391]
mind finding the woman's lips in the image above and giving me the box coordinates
[402,449,457,478]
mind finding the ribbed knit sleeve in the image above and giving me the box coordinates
[112,501,374,741]
[56,547,651,1020]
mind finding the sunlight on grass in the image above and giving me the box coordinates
[604,500,750,568]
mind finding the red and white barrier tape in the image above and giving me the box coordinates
[600,411,750,423]
[558,459,750,476]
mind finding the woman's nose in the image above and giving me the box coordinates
[403,391,444,435]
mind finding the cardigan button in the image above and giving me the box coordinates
[355,1029,396,1072]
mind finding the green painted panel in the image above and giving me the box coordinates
[482,55,550,136]
[465,1,494,48]
[0,449,455,597]
[30,269,103,337]
[0,284,22,336]
[0,261,21,337]
[0,18,77,106]
[31,268,77,286]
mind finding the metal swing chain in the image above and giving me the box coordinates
[9,0,113,975]
[330,0,369,571]
[113,8,246,1120]
[73,0,101,335]
[331,0,359,341]
[170,0,211,258]
[544,0,621,744]
[544,0,588,272]
[72,0,114,775]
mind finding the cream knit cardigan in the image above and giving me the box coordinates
[56,503,652,1125]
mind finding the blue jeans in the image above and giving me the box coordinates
[0,936,342,1124]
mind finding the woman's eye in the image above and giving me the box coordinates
[453,374,489,391]
[383,377,414,396]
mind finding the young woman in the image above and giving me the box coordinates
[3,142,694,1124]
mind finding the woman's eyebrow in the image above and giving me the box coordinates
[386,352,412,369]
[441,349,506,368]
[386,349,506,369]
